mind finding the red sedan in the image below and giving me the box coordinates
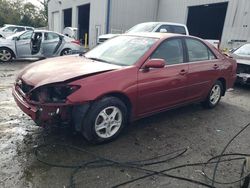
[13,33,237,144]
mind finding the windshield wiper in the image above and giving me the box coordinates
[87,57,109,63]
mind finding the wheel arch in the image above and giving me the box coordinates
[217,77,226,96]
[97,92,133,121]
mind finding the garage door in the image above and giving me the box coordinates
[187,2,228,40]
[52,11,60,33]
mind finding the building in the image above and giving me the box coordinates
[48,0,250,49]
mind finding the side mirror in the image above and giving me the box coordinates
[143,59,166,69]
[160,28,167,33]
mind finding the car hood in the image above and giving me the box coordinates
[18,55,122,87]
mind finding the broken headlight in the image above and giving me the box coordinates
[31,85,80,103]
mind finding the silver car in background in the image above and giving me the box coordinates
[0,24,34,38]
[0,30,83,62]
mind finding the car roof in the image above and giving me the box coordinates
[34,30,63,35]
[122,32,183,39]
[4,24,34,28]
[138,22,187,27]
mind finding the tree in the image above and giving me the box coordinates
[39,0,49,23]
[0,0,48,28]
[0,0,22,26]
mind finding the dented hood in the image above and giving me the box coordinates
[18,55,122,87]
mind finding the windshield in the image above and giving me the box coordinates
[234,44,250,57]
[6,31,27,39]
[127,23,159,33]
[85,36,158,66]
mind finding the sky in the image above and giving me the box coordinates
[25,0,42,7]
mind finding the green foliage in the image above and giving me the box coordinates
[0,0,48,28]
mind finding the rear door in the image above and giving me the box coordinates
[42,32,62,57]
[184,38,223,100]
[137,38,189,115]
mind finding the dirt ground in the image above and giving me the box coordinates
[0,61,250,188]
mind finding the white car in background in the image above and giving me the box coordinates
[0,24,34,38]
[98,22,189,44]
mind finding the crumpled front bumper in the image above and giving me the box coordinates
[12,87,71,127]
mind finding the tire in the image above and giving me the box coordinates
[0,48,13,62]
[60,48,72,56]
[202,81,223,109]
[82,97,128,144]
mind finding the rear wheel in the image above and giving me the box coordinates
[60,48,72,56]
[202,81,223,109]
[0,48,13,62]
[82,97,128,144]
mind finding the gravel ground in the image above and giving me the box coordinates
[0,61,250,188]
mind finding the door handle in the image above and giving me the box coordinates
[179,69,187,75]
[213,64,219,69]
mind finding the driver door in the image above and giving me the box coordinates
[137,38,189,115]
[15,31,33,58]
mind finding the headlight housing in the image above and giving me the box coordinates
[30,85,80,103]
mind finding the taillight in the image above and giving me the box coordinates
[71,40,81,45]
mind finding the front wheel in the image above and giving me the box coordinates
[0,48,13,62]
[202,81,223,109]
[82,97,128,144]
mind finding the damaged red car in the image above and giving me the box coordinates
[13,33,237,144]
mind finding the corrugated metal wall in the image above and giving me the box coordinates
[48,0,250,48]
[157,0,250,48]
[48,0,108,48]
[109,0,158,33]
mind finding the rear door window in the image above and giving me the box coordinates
[151,39,184,65]
[185,38,216,62]
[44,33,60,41]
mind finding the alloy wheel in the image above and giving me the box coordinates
[210,84,221,105]
[94,106,122,139]
[0,49,12,62]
